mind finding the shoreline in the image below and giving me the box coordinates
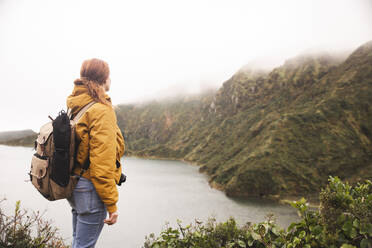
[125,152,320,208]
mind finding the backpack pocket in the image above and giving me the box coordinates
[51,150,70,187]
[30,154,49,190]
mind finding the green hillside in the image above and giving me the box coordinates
[0,130,37,147]
[116,41,372,199]
[0,134,37,147]
[0,129,36,143]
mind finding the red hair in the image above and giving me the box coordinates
[74,58,111,106]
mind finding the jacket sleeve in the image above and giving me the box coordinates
[116,126,125,165]
[88,105,118,213]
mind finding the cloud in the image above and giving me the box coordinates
[0,0,371,131]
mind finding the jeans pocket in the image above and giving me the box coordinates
[72,178,105,214]
[89,188,105,213]
[73,188,92,214]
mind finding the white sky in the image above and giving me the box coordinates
[0,0,371,132]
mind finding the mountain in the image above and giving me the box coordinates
[0,129,37,146]
[116,41,372,199]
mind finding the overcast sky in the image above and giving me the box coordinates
[0,0,371,132]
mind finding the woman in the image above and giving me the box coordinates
[66,58,125,248]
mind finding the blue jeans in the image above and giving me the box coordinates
[67,177,107,248]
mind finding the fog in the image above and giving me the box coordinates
[0,0,371,131]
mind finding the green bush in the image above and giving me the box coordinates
[143,216,285,248]
[0,200,69,248]
[144,177,372,248]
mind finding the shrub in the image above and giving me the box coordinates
[143,177,372,248]
[143,215,286,248]
[0,200,69,248]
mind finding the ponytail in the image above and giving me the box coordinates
[74,78,112,106]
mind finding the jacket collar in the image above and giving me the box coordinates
[66,84,111,115]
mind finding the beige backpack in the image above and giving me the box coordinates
[29,102,95,201]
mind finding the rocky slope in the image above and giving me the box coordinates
[116,41,372,198]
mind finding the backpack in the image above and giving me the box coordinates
[29,101,95,201]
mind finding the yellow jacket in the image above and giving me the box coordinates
[66,83,125,213]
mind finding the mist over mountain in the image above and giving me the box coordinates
[116,40,372,199]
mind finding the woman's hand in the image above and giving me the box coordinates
[104,211,118,225]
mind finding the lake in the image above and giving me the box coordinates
[0,145,298,247]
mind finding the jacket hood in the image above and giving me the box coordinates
[66,84,111,115]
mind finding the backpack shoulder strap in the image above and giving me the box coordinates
[72,101,96,123]
[67,108,72,119]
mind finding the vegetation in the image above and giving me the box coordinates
[0,130,36,146]
[0,200,69,248]
[144,177,372,248]
[0,134,37,147]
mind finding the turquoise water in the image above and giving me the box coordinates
[0,145,298,247]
